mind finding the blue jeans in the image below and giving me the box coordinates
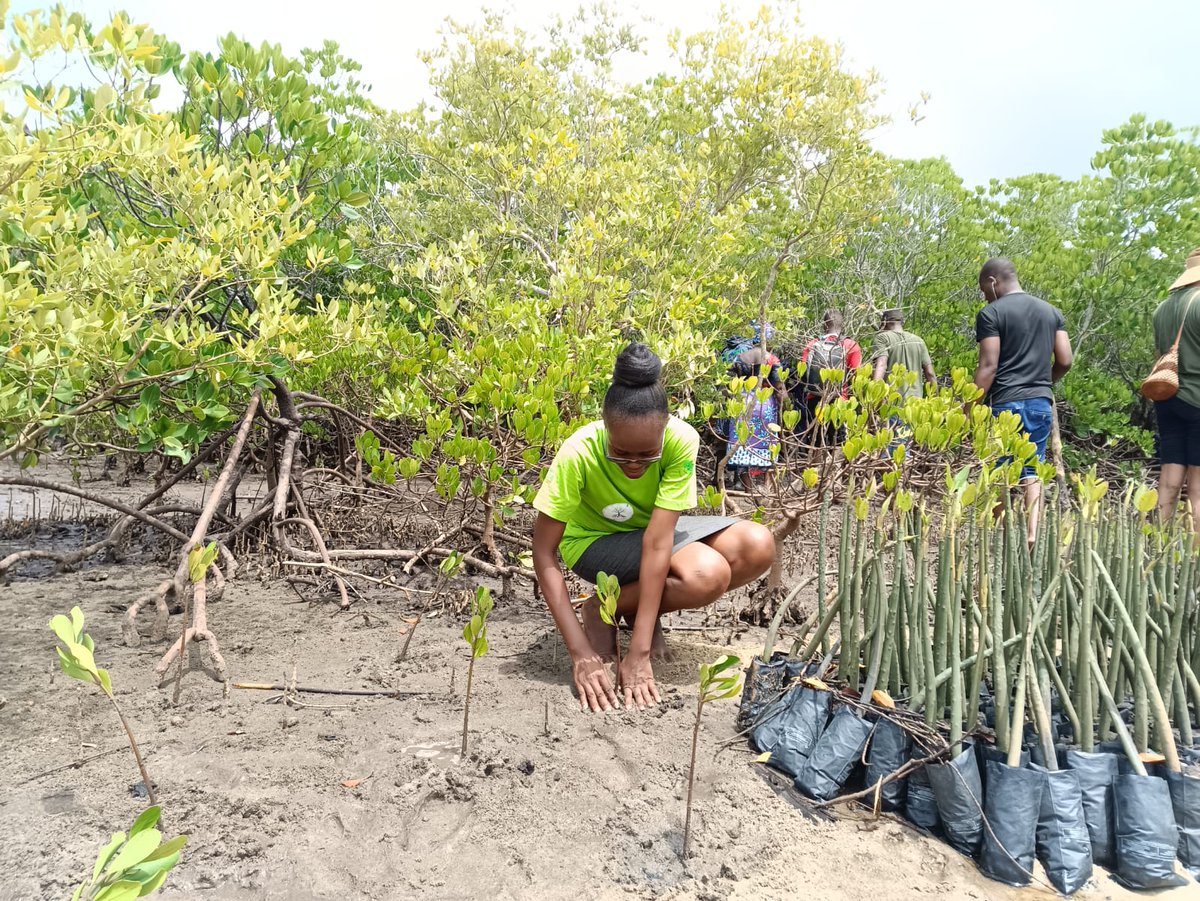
[992,397,1052,481]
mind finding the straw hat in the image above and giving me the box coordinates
[1171,247,1200,291]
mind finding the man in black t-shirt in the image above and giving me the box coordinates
[972,258,1073,543]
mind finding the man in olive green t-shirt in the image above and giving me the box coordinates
[871,308,937,399]
[1151,247,1200,532]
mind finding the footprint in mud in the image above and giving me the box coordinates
[401,740,460,766]
[402,789,475,852]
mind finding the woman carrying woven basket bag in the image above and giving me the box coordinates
[1149,247,1200,532]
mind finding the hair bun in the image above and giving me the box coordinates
[612,343,662,389]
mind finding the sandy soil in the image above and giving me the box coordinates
[2,545,1183,901]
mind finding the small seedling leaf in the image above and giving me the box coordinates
[70,605,85,636]
[187,542,218,584]
[139,834,187,864]
[136,868,172,896]
[93,881,143,901]
[50,614,77,646]
[92,832,127,882]
[473,637,489,658]
[707,655,739,677]
[97,667,114,697]
[104,829,161,875]
[129,807,161,837]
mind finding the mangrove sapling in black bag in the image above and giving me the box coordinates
[864,717,911,812]
[768,686,831,777]
[977,742,1027,806]
[1167,769,1200,877]
[795,706,871,801]
[749,687,792,754]
[1066,748,1120,867]
[927,742,984,857]
[978,761,1044,887]
[905,745,941,832]
[737,656,789,731]
[1033,764,1093,895]
[1113,773,1187,889]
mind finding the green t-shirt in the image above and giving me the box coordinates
[534,418,700,566]
[871,328,932,400]
[1154,285,1200,409]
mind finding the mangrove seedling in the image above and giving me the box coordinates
[683,654,742,859]
[74,806,186,901]
[50,606,158,805]
[399,551,463,663]
[595,571,622,687]
[461,585,494,757]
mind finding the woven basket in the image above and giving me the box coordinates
[1142,350,1181,401]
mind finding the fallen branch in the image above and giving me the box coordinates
[19,746,127,785]
[232,682,428,699]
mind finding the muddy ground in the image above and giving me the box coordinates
[0,470,1189,899]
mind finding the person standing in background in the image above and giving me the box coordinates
[871,308,937,398]
[797,309,862,448]
[1151,247,1200,532]
[725,322,787,489]
[972,257,1073,544]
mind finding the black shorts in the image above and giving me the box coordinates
[570,516,738,585]
[1156,397,1200,467]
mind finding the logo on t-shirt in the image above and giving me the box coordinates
[602,503,634,522]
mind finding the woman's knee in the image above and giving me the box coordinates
[677,550,732,601]
[722,521,775,574]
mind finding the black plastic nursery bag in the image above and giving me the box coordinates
[737,656,789,731]
[864,717,911,812]
[1167,770,1200,877]
[1033,765,1093,895]
[978,761,1044,887]
[750,687,792,754]
[905,746,941,832]
[1113,773,1186,890]
[795,706,871,801]
[1065,748,1119,867]
[765,687,831,778]
[927,743,983,857]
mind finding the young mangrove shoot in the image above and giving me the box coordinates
[684,654,742,860]
[74,806,186,901]
[461,585,494,758]
[595,571,622,689]
[50,606,158,805]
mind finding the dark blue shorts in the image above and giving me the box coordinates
[992,396,1053,481]
[1155,396,1200,467]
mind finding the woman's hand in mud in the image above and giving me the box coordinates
[619,652,661,710]
[573,654,619,713]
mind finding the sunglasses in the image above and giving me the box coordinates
[605,440,663,466]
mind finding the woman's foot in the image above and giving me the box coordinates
[650,616,669,660]
[620,612,670,660]
[581,597,617,660]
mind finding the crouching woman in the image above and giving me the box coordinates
[532,343,776,713]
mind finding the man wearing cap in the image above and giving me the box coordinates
[1152,247,1200,532]
[871,308,937,399]
[972,258,1073,544]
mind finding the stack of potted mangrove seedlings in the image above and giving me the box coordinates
[741,470,1200,893]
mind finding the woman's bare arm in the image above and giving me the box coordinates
[533,512,618,712]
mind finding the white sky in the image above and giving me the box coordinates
[17,0,1200,187]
